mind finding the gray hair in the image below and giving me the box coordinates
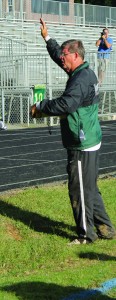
[61,39,85,60]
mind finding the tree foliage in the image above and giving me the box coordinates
[74,0,116,6]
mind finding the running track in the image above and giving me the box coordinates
[0,121,115,193]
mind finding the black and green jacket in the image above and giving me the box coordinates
[39,38,102,150]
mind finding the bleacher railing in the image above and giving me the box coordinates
[0,51,116,88]
[0,35,28,56]
[106,17,116,28]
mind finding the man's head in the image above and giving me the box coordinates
[60,39,85,73]
[102,28,109,38]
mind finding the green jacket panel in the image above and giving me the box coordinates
[61,103,102,150]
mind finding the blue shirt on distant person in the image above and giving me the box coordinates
[97,37,113,59]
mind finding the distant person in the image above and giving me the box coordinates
[96,28,113,84]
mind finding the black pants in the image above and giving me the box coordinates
[67,149,115,242]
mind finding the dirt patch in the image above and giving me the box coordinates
[6,223,22,241]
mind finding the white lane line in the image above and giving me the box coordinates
[0,129,60,137]
[0,158,67,170]
[0,133,61,144]
[103,133,116,136]
[99,165,116,170]
[0,173,67,188]
[100,151,116,155]
[0,148,65,160]
[0,140,62,150]
[102,142,116,145]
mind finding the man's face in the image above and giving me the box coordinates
[60,47,75,73]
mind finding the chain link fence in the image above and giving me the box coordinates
[0,86,116,130]
[0,88,32,128]
[0,87,62,129]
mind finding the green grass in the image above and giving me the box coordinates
[0,178,116,300]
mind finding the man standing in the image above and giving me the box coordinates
[30,19,115,244]
[96,28,113,84]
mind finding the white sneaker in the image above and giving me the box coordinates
[3,126,7,130]
[0,121,7,130]
[68,238,88,245]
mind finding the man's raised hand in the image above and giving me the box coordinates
[40,18,48,39]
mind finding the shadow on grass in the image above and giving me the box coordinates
[79,252,116,261]
[0,199,75,239]
[0,281,114,300]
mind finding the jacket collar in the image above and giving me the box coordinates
[71,61,89,77]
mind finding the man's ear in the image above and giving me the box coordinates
[74,52,78,60]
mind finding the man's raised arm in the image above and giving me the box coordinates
[40,18,64,70]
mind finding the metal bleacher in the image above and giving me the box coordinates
[1,20,116,85]
[0,19,116,53]
[0,18,116,128]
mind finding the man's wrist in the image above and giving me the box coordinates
[45,35,51,42]
[36,102,41,110]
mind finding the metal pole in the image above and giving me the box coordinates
[41,0,43,18]
[94,52,98,78]
[109,7,111,27]
[2,89,5,124]
[20,0,23,20]
[82,0,85,27]
[59,2,62,25]
[48,56,53,128]
[27,96,30,127]
[12,0,15,19]
[0,0,3,18]
[20,94,23,124]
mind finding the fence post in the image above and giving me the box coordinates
[27,96,30,127]
[20,0,24,20]
[48,57,52,101]
[1,89,5,124]
[41,0,43,18]
[59,2,62,24]
[12,0,15,19]
[94,52,98,78]
[8,94,13,124]
[24,56,29,87]
[106,17,108,27]
[48,56,53,126]
[109,7,111,26]
[82,0,85,27]
[20,94,23,124]
[0,0,2,18]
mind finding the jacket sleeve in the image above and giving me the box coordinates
[39,79,82,116]
[46,38,67,72]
